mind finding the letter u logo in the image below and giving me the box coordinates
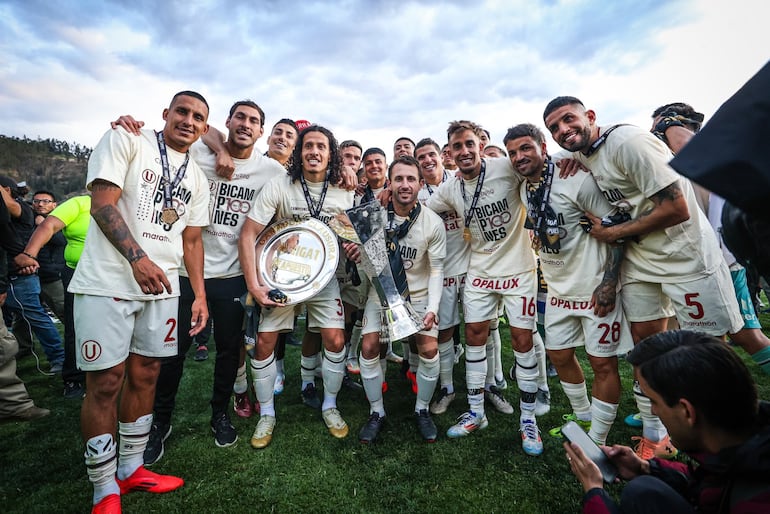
[81,340,102,362]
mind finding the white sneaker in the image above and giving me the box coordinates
[274,373,285,395]
[485,386,514,414]
[520,418,543,456]
[534,388,551,416]
[250,415,276,449]
[446,411,488,438]
[322,408,349,439]
[430,387,456,415]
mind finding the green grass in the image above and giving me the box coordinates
[2,314,769,513]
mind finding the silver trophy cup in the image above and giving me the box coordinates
[333,202,423,341]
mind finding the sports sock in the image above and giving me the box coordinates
[359,355,385,416]
[484,334,496,387]
[408,343,419,373]
[300,354,317,387]
[751,345,770,375]
[379,354,387,376]
[465,344,486,416]
[116,413,152,480]
[415,353,439,412]
[490,320,504,383]
[438,341,455,391]
[532,330,549,391]
[515,348,539,418]
[85,433,120,504]
[275,358,284,376]
[252,354,276,418]
[588,397,618,446]
[560,381,591,421]
[233,362,248,395]
[347,319,362,361]
[634,380,667,441]
[321,348,346,411]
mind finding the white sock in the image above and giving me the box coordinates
[532,330,549,391]
[116,413,152,480]
[321,348,346,411]
[360,355,385,417]
[485,333,496,388]
[415,353,439,412]
[233,362,248,395]
[300,354,317,386]
[490,320,504,383]
[275,358,285,376]
[252,354,276,418]
[464,344,487,416]
[438,341,455,392]
[634,380,667,441]
[84,433,119,504]
[560,381,591,421]
[588,397,618,446]
[347,320,362,360]
[514,348,538,417]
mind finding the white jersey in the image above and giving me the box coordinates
[419,173,469,277]
[248,173,354,227]
[427,157,534,278]
[69,127,209,300]
[569,125,723,283]
[186,142,286,279]
[520,165,616,299]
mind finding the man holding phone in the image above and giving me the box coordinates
[565,330,770,513]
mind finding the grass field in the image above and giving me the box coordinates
[2,313,769,513]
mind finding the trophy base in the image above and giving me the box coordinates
[383,302,423,341]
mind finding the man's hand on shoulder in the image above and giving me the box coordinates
[110,115,144,135]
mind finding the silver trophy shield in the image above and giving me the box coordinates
[340,202,423,341]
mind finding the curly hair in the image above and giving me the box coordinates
[287,125,342,184]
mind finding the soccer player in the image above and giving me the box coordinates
[393,136,415,159]
[544,96,743,459]
[239,125,354,449]
[504,123,629,445]
[414,138,469,415]
[355,155,446,443]
[427,120,544,456]
[69,91,211,513]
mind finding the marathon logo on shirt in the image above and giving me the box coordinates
[210,181,256,228]
[473,199,511,242]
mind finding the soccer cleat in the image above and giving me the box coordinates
[405,370,418,394]
[508,363,516,381]
[211,413,237,448]
[520,419,544,456]
[381,381,388,393]
[301,383,322,410]
[546,362,559,378]
[193,345,208,361]
[143,423,171,466]
[342,373,363,391]
[322,408,349,439]
[346,357,360,375]
[485,386,514,414]
[454,344,464,364]
[63,381,85,400]
[430,387,456,415]
[548,413,591,438]
[359,412,385,443]
[624,412,642,428]
[632,435,678,460]
[250,415,276,449]
[91,493,121,514]
[117,465,184,494]
[446,411,489,438]
[233,391,253,418]
[415,409,438,442]
[495,377,508,390]
[534,388,551,416]
[274,373,285,395]
[385,350,403,364]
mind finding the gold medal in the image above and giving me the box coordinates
[463,227,471,241]
[161,207,179,226]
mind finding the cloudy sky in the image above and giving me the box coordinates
[0,0,767,159]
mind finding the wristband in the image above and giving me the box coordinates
[22,252,38,261]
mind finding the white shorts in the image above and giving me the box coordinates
[74,294,179,371]
[463,271,536,330]
[622,264,743,336]
[438,274,464,330]
[337,269,367,310]
[544,295,632,357]
[259,279,345,332]
[361,294,438,339]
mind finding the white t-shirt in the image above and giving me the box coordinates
[569,125,723,283]
[520,165,616,299]
[187,143,286,279]
[419,173,469,277]
[69,127,209,300]
[427,157,534,278]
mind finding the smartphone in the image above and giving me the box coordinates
[561,421,618,483]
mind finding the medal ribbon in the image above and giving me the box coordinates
[386,201,421,302]
[460,160,486,234]
[299,174,329,220]
[155,131,190,213]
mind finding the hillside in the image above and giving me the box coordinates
[0,135,90,199]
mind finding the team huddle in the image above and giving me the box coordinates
[39,90,770,514]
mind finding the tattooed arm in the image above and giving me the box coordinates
[90,179,172,294]
[591,243,625,317]
[583,180,690,244]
